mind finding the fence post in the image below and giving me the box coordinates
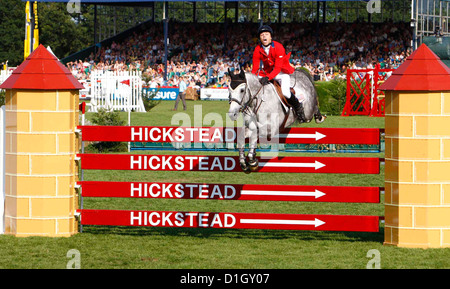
[0,44,83,237]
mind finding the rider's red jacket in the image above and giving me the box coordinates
[251,41,295,80]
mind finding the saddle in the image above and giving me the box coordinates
[271,80,297,108]
[270,80,298,129]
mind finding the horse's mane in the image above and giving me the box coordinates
[243,72,264,96]
[245,72,259,84]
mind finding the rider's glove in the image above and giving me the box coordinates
[259,77,269,85]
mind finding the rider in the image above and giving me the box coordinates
[251,25,306,122]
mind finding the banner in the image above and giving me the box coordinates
[200,88,229,100]
[146,87,179,101]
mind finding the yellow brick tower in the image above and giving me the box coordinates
[0,44,83,237]
[380,44,450,248]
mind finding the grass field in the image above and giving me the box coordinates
[1,100,450,269]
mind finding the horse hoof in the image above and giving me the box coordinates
[315,115,327,124]
[249,159,259,172]
[240,162,251,173]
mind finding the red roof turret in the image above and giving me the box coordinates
[0,44,84,90]
[380,43,450,91]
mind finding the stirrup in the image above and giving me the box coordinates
[297,115,307,123]
[292,109,306,123]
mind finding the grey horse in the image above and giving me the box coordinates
[228,69,326,172]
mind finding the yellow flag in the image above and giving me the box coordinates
[32,1,39,51]
[24,1,39,60]
[24,1,31,59]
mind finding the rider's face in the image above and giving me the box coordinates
[259,32,272,46]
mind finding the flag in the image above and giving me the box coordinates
[120,80,130,86]
[24,1,31,59]
[32,1,39,51]
[24,1,39,60]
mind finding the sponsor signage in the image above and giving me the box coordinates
[80,126,382,145]
[78,209,380,232]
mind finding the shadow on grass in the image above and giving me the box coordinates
[80,225,384,244]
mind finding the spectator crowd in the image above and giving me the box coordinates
[66,20,413,88]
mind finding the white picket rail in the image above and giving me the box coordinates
[0,70,12,88]
[1,70,12,233]
[89,70,145,112]
[0,106,5,234]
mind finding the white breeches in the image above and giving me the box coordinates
[273,72,291,99]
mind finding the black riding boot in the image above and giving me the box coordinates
[287,93,306,123]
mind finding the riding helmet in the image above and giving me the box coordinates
[258,25,273,37]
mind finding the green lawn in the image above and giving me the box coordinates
[1,100,450,269]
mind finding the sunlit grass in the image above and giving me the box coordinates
[2,101,450,269]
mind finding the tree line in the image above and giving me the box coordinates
[0,0,94,66]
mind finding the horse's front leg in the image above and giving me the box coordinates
[247,115,259,171]
[237,121,250,173]
[238,146,250,173]
[248,145,258,171]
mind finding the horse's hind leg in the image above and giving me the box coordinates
[311,97,326,123]
[314,108,327,123]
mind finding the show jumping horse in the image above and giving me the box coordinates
[228,69,326,172]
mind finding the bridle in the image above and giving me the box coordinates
[228,80,246,106]
[229,80,264,114]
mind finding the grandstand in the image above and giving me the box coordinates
[24,1,450,98]
[65,20,413,82]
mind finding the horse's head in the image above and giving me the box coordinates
[227,69,247,121]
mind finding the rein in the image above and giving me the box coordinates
[229,80,264,114]
[229,71,265,115]
[235,80,291,128]
[240,85,263,114]
[240,68,268,114]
